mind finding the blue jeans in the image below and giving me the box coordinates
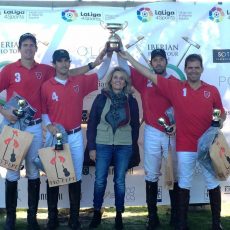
[93,144,132,212]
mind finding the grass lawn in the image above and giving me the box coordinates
[1,204,230,230]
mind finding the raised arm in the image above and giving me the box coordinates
[119,51,158,85]
[69,46,107,76]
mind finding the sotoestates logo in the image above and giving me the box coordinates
[213,49,230,63]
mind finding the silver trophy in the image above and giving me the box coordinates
[211,109,221,127]
[100,21,128,52]
[13,99,26,118]
[158,117,174,133]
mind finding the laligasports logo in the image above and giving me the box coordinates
[209,6,225,22]
[62,9,78,22]
[137,7,153,22]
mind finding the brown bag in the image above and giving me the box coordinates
[38,144,76,187]
[164,138,174,190]
[209,131,230,181]
[0,125,33,171]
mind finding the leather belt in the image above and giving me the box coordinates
[66,127,81,135]
[28,118,42,126]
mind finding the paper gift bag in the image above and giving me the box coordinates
[209,131,230,181]
[0,125,33,171]
[164,142,174,190]
[38,144,76,187]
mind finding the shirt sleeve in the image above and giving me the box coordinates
[82,73,98,97]
[41,83,48,115]
[130,67,147,93]
[213,86,225,115]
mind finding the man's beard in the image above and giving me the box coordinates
[153,68,165,75]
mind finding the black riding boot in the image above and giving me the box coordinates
[68,181,81,230]
[46,182,59,230]
[209,186,223,230]
[146,181,160,230]
[4,180,17,230]
[27,178,40,230]
[169,182,179,226]
[175,187,190,230]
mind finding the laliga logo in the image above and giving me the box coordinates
[62,9,78,22]
[137,7,153,22]
[209,6,224,23]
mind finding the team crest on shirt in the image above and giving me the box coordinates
[204,91,210,98]
[35,72,42,80]
[73,85,79,93]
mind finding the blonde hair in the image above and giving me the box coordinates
[105,67,132,95]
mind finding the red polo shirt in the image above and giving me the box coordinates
[0,60,55,119]
[157,76,225,152]
[41,74,98,130]
[131,67,174,132]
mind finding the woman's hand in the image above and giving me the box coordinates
[89,150,96,162]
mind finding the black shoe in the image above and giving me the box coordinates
[115,212,123,230]
[89,210,102,228]
[46,218,59,230]
[146,215,160,230]
[68,218,81,230]
[27,221,40,230]
[4,215,16,230]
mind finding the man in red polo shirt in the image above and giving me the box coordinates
[117,49,177,229]
[120,52,226,230]
[0,33,107,230]
[41,49,109,230]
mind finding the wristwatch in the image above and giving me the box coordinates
[88,62,94,70]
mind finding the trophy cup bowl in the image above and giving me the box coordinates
[211,109,221,127]
[13,99,26,118]
[55,132,64,150]
[158,117,173,133]
[100,21,128,52]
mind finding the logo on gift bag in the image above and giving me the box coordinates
[216,139,230,170]
[3,129,19,162]
[50,149,70,179]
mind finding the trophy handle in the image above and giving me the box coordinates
[122,21,128,30]
[100,20,107,29]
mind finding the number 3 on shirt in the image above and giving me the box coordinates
[52,92,59,101]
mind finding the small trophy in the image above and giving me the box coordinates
[211,109,221,127]
[13,99,26,118]
[55,132,64,150]
[158,117,174,133]
[100,21,128,52]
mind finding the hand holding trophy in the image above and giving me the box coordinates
[158,117,174,134]
[13,99,26,118]
[100,20,128,52]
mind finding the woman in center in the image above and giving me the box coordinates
[87,67,140,229]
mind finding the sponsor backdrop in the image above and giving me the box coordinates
[0,2,230,208]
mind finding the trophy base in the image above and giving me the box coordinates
[211,121,220,127]
[55,144,64,151]
[13,110,24,118]
[107,42,120,52]
[165,126,174,133]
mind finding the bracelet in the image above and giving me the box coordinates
[88,62,94,70]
